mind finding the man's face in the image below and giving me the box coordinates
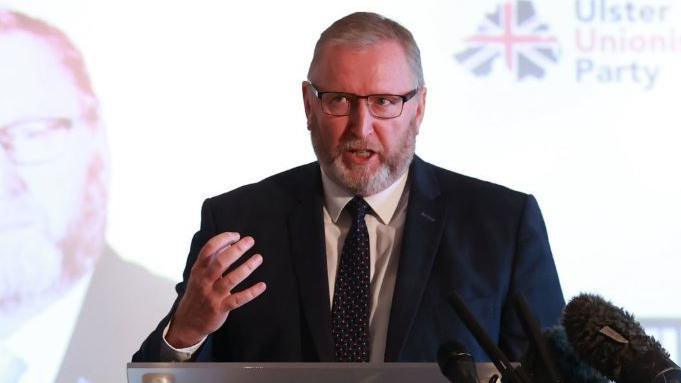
[0,31,106,328]
[303,40,426,196]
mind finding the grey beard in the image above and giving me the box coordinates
[0,226,63,336]
[310,128,416,196]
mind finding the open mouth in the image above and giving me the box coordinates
[343,149,377,164]
[350,149,374,158]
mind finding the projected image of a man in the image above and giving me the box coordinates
[0,10,108,331]
[0,11,173,383]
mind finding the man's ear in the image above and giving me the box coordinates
[413,87,427,135]
[302,81,313,130]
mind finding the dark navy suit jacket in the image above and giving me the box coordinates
[133,156,564,363]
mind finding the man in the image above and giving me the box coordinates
[134,12,564,363]
[0,10,173,383]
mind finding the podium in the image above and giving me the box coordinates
[127,362,502,383]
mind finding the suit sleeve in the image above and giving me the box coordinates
[131,198,218,362]
[499,194,565,360]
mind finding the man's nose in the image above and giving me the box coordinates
[0,149,27,199]
[347,99,374,138]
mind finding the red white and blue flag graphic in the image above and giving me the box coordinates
[456,1,560,80]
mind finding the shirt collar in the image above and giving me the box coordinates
[3,270,93,383]
[320,166,409,225]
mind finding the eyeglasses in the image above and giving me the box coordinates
[0,117,75,165]
[307,82,419,119]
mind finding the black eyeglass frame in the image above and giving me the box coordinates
[306,82,420,119]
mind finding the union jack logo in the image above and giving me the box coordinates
[455,1,560,80]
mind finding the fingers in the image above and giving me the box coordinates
[222,282,267,312]
[171,232,265,342]
[206,236,255,280]
[197,232,242,266]
[214,253,263,294]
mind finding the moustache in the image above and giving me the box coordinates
[338,140,383,154]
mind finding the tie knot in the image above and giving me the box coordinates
[345,196,370,221]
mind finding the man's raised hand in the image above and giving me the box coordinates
[166,232,266,348]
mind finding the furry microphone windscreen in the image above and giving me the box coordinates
[562,293,676,383]
[522,326,609,383]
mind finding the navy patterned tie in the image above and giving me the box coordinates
[331,196,371,362]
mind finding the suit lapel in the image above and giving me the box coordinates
[385,157,447,361]
[287,164,336,361]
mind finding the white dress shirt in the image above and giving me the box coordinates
[320,168,409,361]
[162,169,410,362]
[2,272,92,383]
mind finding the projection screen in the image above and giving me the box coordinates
[0,1,679,382]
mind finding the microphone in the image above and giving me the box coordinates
[513,294,560,383]
[438,340,480,383]
[513,294,607,383]
[562,293,681,383]
[521,326,609,383]
[446,291,531,383]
